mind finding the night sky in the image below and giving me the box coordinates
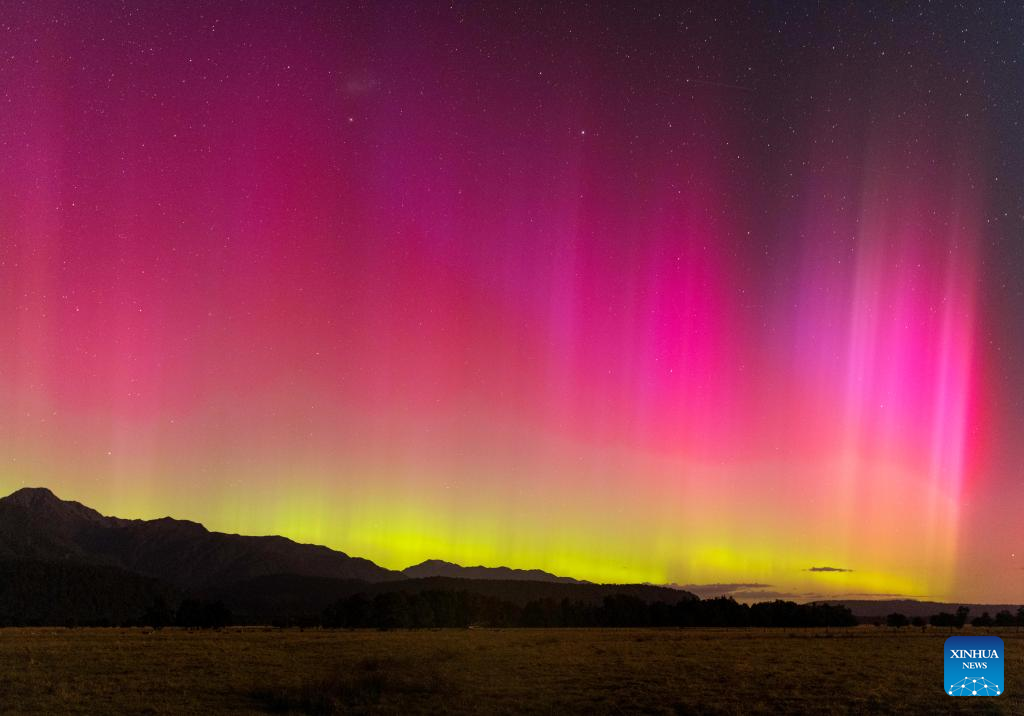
[1,2,1022,603]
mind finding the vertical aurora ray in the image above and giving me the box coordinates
[773,111,985,597]
[834,158,980,592]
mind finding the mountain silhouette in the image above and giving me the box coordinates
[822,599,1024,621]
[402,559,587,584]
[0,487,704,625]
[0,487,400,589]
[0,488,1012,630]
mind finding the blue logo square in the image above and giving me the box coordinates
[945,636,1004,696]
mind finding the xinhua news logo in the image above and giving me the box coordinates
[945,636,1004,696]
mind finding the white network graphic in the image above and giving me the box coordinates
[948,676,1001,696]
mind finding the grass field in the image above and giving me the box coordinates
[0,627,1019,714]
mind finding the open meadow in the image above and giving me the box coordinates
[0,627,1019,714]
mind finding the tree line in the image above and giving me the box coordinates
[885,606,1024,630]
[9,587,1023,630]
[319,592,860,629]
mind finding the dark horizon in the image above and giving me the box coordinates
[1,484,1020,618]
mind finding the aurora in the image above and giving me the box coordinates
[0,1,1020,605]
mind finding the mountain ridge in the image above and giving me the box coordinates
[1,488,1016,617]
[401,558,587,584]
[0,488,601,590]
[0,486,401,589]
[817,599,1023,620]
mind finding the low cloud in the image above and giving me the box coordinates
[672,583,831,603]
[731,589,828,602]
[835,592,925,599]
[806,566,853,573]
[670,583,772,598]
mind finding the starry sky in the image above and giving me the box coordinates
[1,2,1022,603]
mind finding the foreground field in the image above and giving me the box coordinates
[0,627,1019,714]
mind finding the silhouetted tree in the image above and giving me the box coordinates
[521,598,558,627]
[323,594,370,628]
[409,594,435,628]
[141,596,174,629]
[749,600,799,628]
[372,592,411,630]
[930,612,957,632]
[971,611,994,628]
[600,595,650,627]
[886,613,909,629]
[911,616,926,629]
[955,606,970,629]
[807,603,857,628]
[994,610,1015,628]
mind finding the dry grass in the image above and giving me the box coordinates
[0,627,1019,714]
